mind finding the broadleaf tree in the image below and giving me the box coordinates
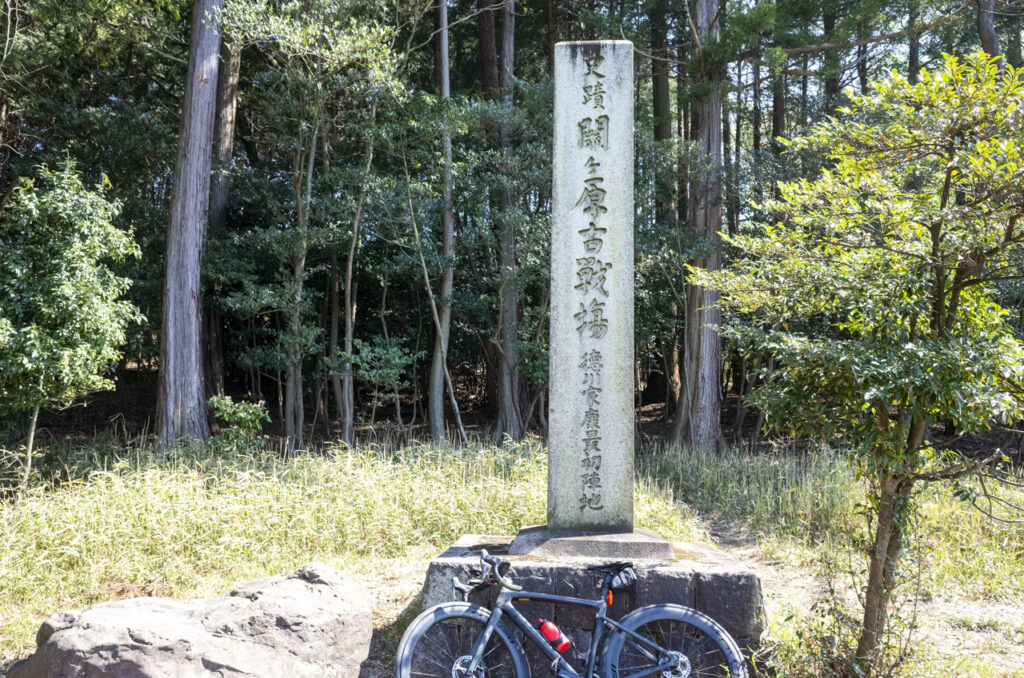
[0,163,141,489]
[698,53,1024,671]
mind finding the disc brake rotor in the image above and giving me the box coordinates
[661,650,691,678]
[451,655,485,678]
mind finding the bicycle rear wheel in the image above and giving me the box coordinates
[600,604,747,678]
[394,602,530,678]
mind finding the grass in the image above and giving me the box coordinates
[0,436,705,667]
[1,436,1022,676]
[637,444,1024,678]
[639,444,1024,601]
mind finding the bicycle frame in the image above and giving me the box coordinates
[465,587,677,678]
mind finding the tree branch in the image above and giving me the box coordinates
[778,5,970,58]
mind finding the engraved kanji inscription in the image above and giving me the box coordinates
[578,222,606,253]
[578,116,609,150]
[583,80,606,109]
[575,257,612,296]
[574,298,609,338]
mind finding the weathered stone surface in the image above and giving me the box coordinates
[422,535,766,675]
[508,525,673,559]
[549,40,635,532]
[9,563,372,678]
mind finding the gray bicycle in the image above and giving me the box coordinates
[394,550,747,678]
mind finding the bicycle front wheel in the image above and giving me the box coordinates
[600,604,747,678]
[394,601,530,678]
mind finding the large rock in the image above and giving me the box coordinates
[9,563,371,678]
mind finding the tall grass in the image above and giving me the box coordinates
[639,444,862,547]
[2,437,1021,674]
[639,444,1024,601]
[0,438,705,666]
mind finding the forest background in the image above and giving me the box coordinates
[2,0,1024,677]
[1,0,1021,453]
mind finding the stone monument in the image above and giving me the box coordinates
[509,40,671,558]
[422,43,765,674]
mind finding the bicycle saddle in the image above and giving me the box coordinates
[586,561,633,574]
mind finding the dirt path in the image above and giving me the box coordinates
[708,522,1024,676]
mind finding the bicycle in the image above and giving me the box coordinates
[394,549,747,678]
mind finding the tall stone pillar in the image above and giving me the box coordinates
[548,41,634,532]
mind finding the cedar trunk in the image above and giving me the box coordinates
[157,0,221,450]
[909,2,921,83]
[494,0,523,442]
[205,42,241,398]
[651,0,676,228]
[429,0,456,441]
[977,0,1002,59]
[673,0,722,451]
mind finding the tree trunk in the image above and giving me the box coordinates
[666,301,682,417]
[722,89,737,235]
[478,0,499,95]
[205,41,241,398]
[19,379,42,493]
[329,250,344,425]
[651,0,676,229]
[752,59,762,154]
[545,0,556,73]
[379,280,410,445]
[676,41,689,222]
[157,0,221,452]
[800,55,809,124]
[857,25,869,94]
[672,0,722,452]
[1007,5,1022,68]
[429,0,457,442]
[771,72,785,149]
[341,112,376,446]
[823,11,840,114]
[494,0,522,442]
[977,0,1002,59]
[731,62,741,229]
[909,2,921,84]
[855,472,914,672]
[283,122,318,452]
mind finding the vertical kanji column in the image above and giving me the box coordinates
[549,41,634,532]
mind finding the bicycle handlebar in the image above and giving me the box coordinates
[479,549,523,591]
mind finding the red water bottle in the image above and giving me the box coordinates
[538,619,571,653]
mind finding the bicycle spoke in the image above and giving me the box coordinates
[612,616,737,678]
[405,615,522,678]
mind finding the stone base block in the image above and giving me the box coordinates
[508,525,674,559]
[421,535,765,675]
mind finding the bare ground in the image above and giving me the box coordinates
[707,521,1024,676]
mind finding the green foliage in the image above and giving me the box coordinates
[207,395,270,450]
[701,52,1024,667]
[345,336,422,415]
[0,163,141,414]
[703,52,1024,462]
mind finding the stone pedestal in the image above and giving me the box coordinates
[507,525,674,559]
[421,535,765,675]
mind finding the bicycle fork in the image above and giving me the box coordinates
[465,608,505,675]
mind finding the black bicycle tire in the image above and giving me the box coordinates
[599,604,747,678]
[394,601,531,678]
